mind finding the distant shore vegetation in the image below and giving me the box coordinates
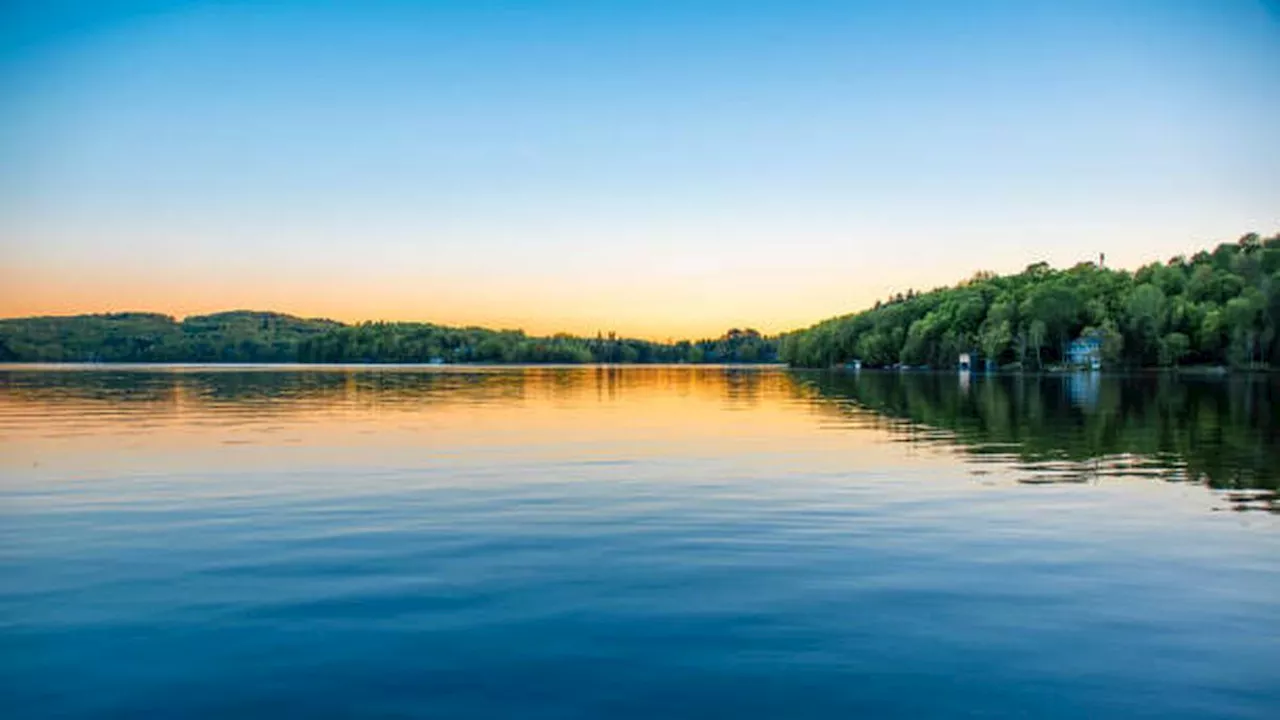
[781,233,1280,370]
[4,233,1278,369]
[0,312,777,365]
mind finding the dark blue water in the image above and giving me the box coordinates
[2,367,1277,717]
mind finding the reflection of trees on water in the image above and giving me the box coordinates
[0,365,781,419]
[5,366,1274,511]
[794,370,1279,511]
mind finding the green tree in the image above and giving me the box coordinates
[1126,284,1168,365]
[1159,332,1190,367]
[1026,320,1048,369]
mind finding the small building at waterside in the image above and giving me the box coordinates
[1067,336,1103,370]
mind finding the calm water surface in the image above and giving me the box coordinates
[2,366,1278,718]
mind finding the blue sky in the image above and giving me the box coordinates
[2,0,1278,336]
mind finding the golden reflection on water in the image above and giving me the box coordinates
[0,367,895,477]
[4,370,1278,720]
[1,366,1275,512]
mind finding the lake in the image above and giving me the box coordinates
[2,365,1277,718]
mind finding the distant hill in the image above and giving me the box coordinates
[0,312,776,364]
[780,233,1280,369]
[0,311,341,363]
[14,232,1275,369]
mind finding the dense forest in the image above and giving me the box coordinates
[0,311,777,364]
[781,233,1280,369]
[5,233,1277,369]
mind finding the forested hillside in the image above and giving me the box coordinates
[296,325,774,364]
[5,233,1276,369]
[0,312,340,362]
[781,233,1280,369]
[0,312,777,364]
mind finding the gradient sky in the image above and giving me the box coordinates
[2,0,1278,338]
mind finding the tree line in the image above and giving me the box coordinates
[0,311,778,364]
[4,233,1276,368]
[781,233,1280,369]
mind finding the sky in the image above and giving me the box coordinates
[1,0,1278,339]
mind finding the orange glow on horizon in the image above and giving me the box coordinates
[0,262,874,339]
[3,229,1261,339]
